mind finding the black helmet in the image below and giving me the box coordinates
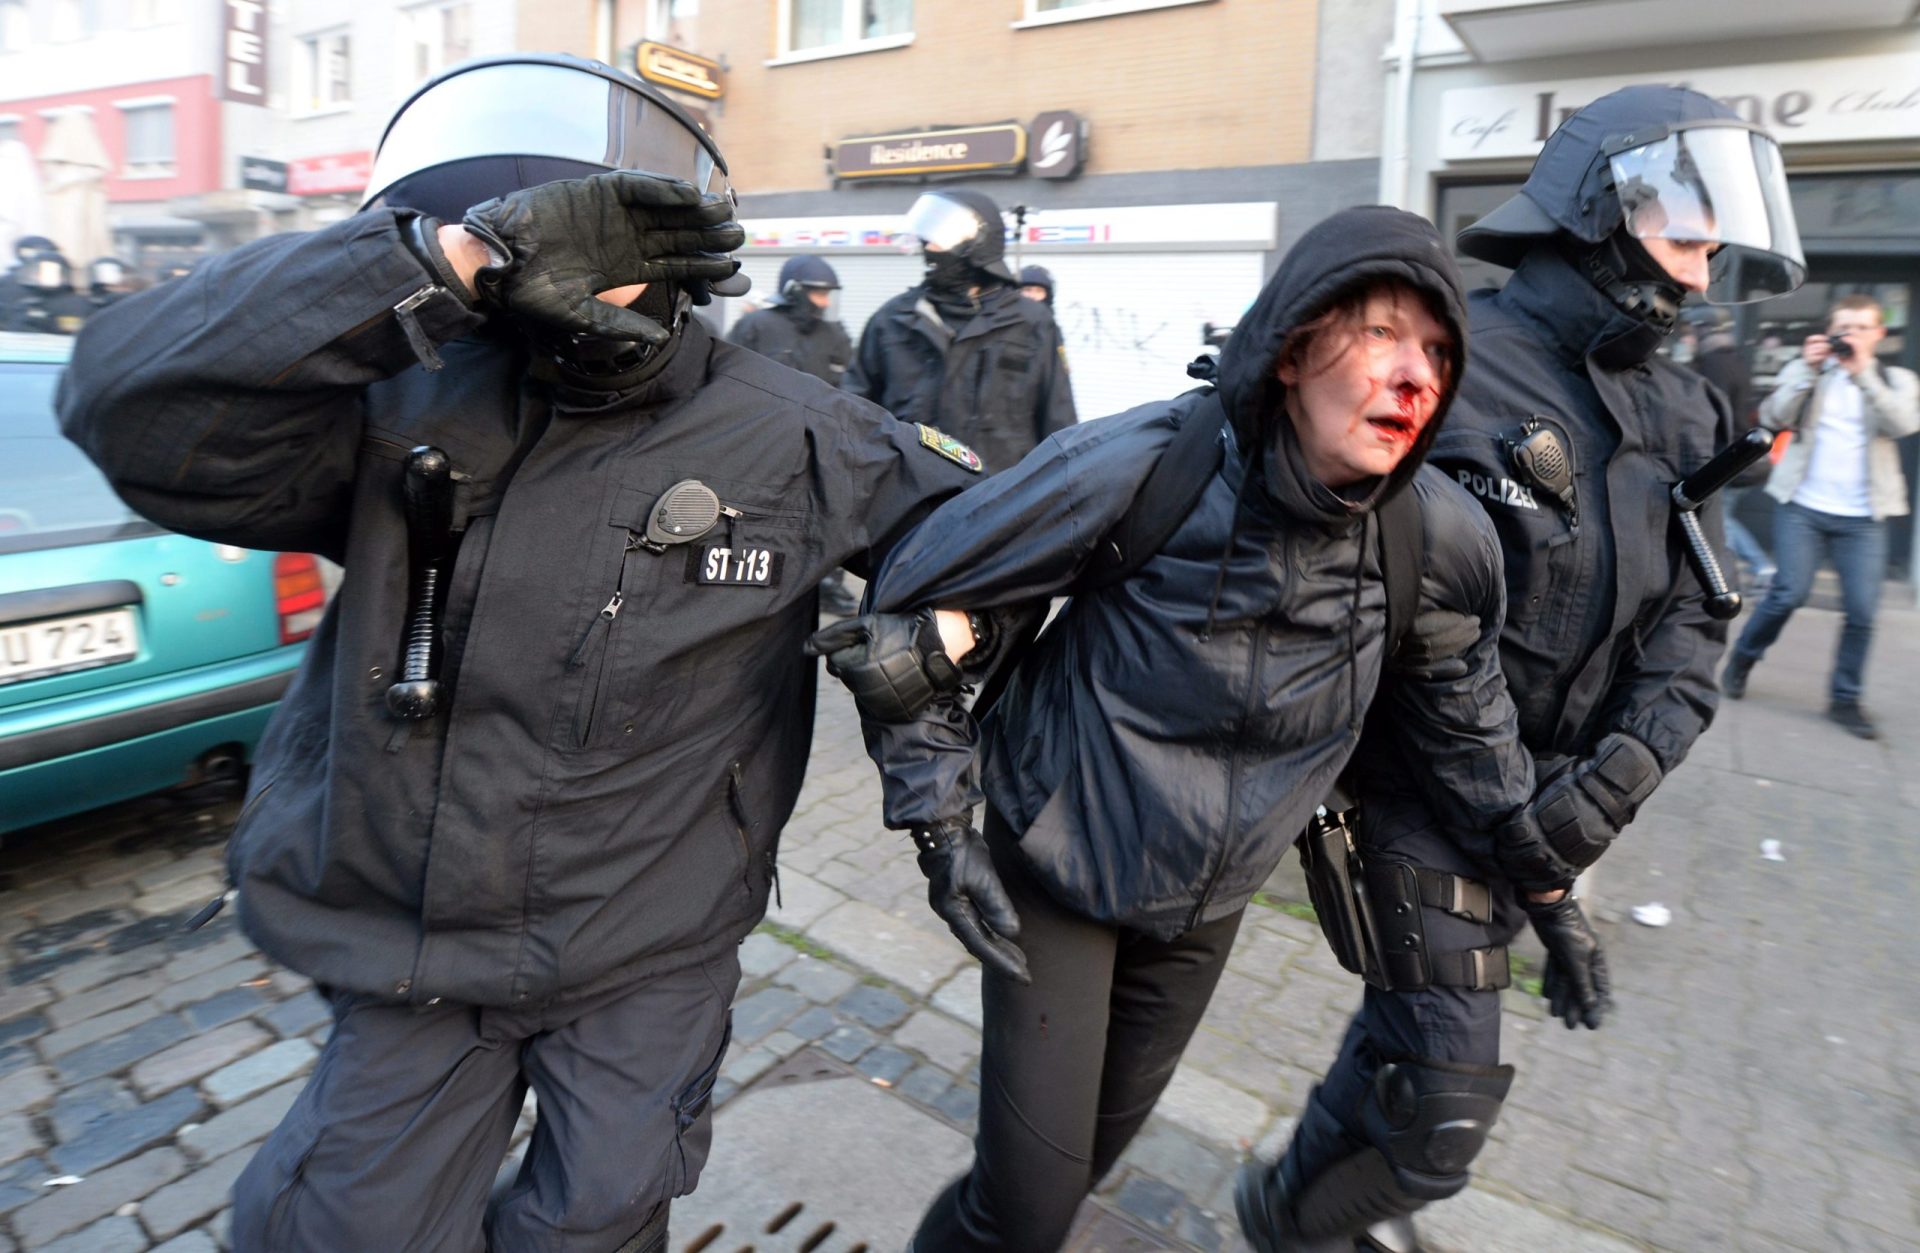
[13,235,56,263]
[778,255,841,298]
[363,52,747,299]
[88,257,133,291]
[1458,85,1803,307]
[20,255,72,292]
[901,190,1015,283]
[1019,264,1054,301]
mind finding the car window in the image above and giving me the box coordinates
[0,362,163,555]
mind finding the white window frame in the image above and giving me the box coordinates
[0,0,29,54]
[1012,0,1215,30]
[400,0,474,85]
[768,0,914,67]
[115,98,176,178]
[296,27,353,116]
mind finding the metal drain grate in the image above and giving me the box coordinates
[678,1196,872,1253]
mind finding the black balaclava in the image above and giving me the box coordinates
[524,282,690,392]
[924,251,994,322]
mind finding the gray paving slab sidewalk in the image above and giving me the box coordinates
[0,602,1914,1251]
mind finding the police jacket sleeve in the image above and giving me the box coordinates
[1380,476,1535,869]
[56,210,482,560]
[856,407,1180,829]
[1036,321,1078,441]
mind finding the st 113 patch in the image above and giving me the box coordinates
[686,545,784,587]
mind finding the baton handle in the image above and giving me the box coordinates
[1673,428,1773,512]
[387,446,455,719]
[1676,507,1741,620]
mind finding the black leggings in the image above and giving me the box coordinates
[912,808,1245,1252]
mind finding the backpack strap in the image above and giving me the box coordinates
[1076,390,1229,593]
[1376,482,1423,664]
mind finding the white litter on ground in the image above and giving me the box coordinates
[1630,902,1673,927]
[1760,839,1786,861]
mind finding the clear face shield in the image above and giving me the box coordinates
[900,193,992,256]
[1606,122,1805,305]
[90,260,127,288]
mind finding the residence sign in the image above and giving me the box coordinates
[1439,52,1920,162]
[833,123,1027,180]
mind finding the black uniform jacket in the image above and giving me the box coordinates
[855,216,1535,938]
[57,209,979,1007]
[1422,248,1734,776]
[727,300,852,389]
[843,284,1076,473]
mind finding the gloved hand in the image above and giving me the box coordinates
[911,813,1031,985]
[1524,895,1611,1030]
[1492,812,1578,895]
[805,608,962,723]
[1529,732,1661,872]
[462,171,746,344]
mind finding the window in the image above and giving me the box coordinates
[646,0,699,38]
[299,30,352,112]
[1,0,27,53]
[776,0,912,61]
[121,103,175,176]
[0,118,20,146]
[1016,0,1213,28]
[406,2,473,83]
[50,0,92,42]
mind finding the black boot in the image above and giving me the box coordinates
[1720,652,1753,700]
[1355,1214,1426,1252]
[1235,1160,1363,1253]
[1827,701,1879,740]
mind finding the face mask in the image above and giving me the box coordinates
[924,251,977,296]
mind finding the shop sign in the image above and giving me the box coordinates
[219,0,269,105]
[1439,52,1920,161]
[1028,111,1085,180]
[832,123,1027,180]
[636,41,723,100]
[239,156,288,193]
[288,151,372,196]
[743,202,1276,251]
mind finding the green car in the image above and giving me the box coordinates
[0,332,319,837]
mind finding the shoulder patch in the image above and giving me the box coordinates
[917,424,984,473]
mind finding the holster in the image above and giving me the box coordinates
[1295,807,1377,981]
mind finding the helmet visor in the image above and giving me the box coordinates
[363,60,720,208]
[900,193,993,255]
[1608,124,1804,304]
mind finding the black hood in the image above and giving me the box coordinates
[1216,205,1468,517]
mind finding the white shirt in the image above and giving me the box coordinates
[1793,366,1874,517]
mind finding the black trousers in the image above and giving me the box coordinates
[913,808,1245,1252]
[229,948,740,1253]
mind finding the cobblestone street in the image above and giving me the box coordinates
[1,601,1915,1252]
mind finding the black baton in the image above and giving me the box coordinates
[1670,428,1773,621]
[387,446,456,718]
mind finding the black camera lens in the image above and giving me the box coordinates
[1830,337,1855,359]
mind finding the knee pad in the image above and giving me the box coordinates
[1357,1056,1514,1200]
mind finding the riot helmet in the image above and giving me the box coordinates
[901,190,1016,284]
[1458,86,1804,327]
[20,255,72,292]
[778,255,841,299]
[1019,264,1055,306]
[12,235,56,264]
[88,257,132,293]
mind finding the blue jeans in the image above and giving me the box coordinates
[1722,487,1772,576]
[1733,502,1889,705]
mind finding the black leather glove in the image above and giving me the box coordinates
[462,171,746,344]
[805,608,962,723]
[1530,732,1661,873]
[911,814,1030,985]
[1492,813,1578,895]
[1524,895,1611,1030]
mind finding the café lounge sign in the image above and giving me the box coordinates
[1438,52,1920,162]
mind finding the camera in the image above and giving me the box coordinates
[1829,336,1856,360]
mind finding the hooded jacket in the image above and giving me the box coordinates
[856,207,1535,937]
[728,298,853,389]
[57,208,978,1007]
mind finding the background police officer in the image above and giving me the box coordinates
[1019,263,1055,308]
[1238,85,1807,1252]
[59,54,982,1253]
[845,188,1076,473]
[2,247,92,334]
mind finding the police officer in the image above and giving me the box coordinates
[1237,85,1806,1252]
[846,189,1076,472]
[0,234,57,323]
[84,256,140,311]
[3,248,92,334]
[59,54,983,1253]
[1018,263,1055,308]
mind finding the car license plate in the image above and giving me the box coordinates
[0,608,140,686]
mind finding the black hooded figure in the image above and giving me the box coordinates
[808,206,1541,1251]
[57,52,988,1253]
[844,188,1077,472]
[729,254,853,386]
[1237,86,1806,1253]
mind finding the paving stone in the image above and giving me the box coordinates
[137,1145,252,1241]
[1151,1064,1271,1148]
[36,1003,163,1061]
[0,1064,54,1115]
[930,1083,979,1126]
[46,1077,137,1143]
[0,984,53,1026]
[1115,1120,1235,1198]
[0,1155,52,1215]
[0,1013,45,1050]
[806,900,963,996]
[36,1213,150,1253]
[836,984,911,1030]
[895,1064,951,1108]
[720,1047,777,1088]
[28,882,135,926]
[757,1031,806,1061]
[55,1014,194,1086]
[257,992,329,1040]
[0,1112,39,1167]
[131,1021,271,1099]
[155,936,253,984]
[729,987,807,1045]
[179,988,270,1033]
[771,956,858,1004]
[893,1010,980,1073]
[818,1023,878,1063]
[761,867,847,931]
[133,873,226,919]
[150,960,268,1013]
[202,1039,317,1108]
[930,966,984,1030]
[737,933,794,979]
[152,1231,220,1253]
[11,1145,188,1247]
[50,1086,203,1176]
[854,1044,914,1085]
[1111,1173,1185,1230]
[43,970,169,1031]
[781,1006,838,1041]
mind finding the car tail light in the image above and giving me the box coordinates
[274,553,327,644]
